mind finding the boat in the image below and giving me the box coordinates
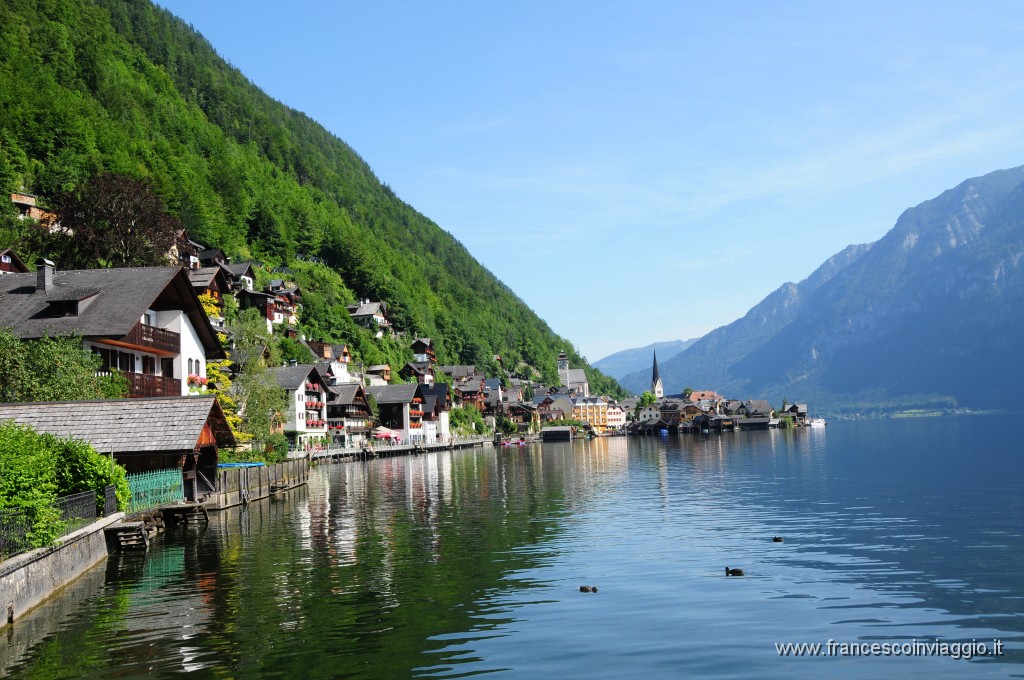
[807,418,826,428]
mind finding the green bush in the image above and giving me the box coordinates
[0,421,129,550]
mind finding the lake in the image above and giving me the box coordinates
[2,415,1022,678]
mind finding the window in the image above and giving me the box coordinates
[118,352,134,373]
[188,358,194,375]
[1,254,10,263]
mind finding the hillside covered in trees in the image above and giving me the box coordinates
[0,0,624,396]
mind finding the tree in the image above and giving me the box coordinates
[227,309,287,459]
[36,172,182,269]
[0,329,128,402]
[639,391,657,407]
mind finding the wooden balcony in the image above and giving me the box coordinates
[124,372,181,398]
[115,321,180,355]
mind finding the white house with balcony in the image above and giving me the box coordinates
[269,363,329,448]
[0,261,224,398]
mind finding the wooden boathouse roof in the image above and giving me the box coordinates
[0,395,235,454]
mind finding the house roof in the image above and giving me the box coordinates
[744,399,774,414]
[218,261,255,279]
[366,383,419,404]
[347,301,387,317]
[269,364,322,390]
[565,368,588,386]
[0,396,235,453]
[437,365,476,379]
[0,266,224,359]
[186,266,228,288]
[326,382,364,405]
[418,382,449,414]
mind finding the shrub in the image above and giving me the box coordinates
[0,421,129,550]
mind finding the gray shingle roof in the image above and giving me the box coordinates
[326,383,362,405]
[0,396,235,453]
[187,266,223,288]
[269,364,320,390]
[0,266,223,359]
[366,383,418,404]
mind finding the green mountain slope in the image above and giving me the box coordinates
[0,0,623,396]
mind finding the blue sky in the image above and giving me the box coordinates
[157,1,1024,361]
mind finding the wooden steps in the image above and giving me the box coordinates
[105,522,149,551]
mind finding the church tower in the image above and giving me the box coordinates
[557,350,570,386]
[651,350,664,398]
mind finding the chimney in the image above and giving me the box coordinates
[289,359,298,367]
[36,258,54,292]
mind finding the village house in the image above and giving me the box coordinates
[483,378,503,415]
[187,266,232,330]
[533,393,574,423]
[411,337,437,365]
[399,361,434,384]
[269,363,329,448]
[366,383,429,443]
[0,396,235,502]
[10,191,56,227]
[346,300,391,337]
[738,399,775,418]
[419,382,452,442]
[265,280,301,326]
[0,261,224,398]
[218,261,256,291]
[0,247,29,274]
[437,365,476,382]
[636,401,661,423]
[506,402,540,433]
[324,382,372,447]
[453,375,487,411]
[306,339,354,385]
[780,402,809,424]
[606,403,627,430]
[364,364,391,386]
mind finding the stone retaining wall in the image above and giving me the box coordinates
[0,512,124,631]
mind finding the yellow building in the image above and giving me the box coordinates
[572,397,610,433]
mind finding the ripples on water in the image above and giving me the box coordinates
[2,416,1022,678]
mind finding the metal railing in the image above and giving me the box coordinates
[56,490,98,535]
[104,485,118,517]
[126,468,183,515]
[1,489,106,561]
[0,506,33,560]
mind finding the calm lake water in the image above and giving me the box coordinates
[2,416,1022,678]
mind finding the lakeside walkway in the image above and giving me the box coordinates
[289,436,494,463]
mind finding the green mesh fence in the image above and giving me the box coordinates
[126,468,183,514]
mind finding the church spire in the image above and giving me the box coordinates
[651,349,664,398]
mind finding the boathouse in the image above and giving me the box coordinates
[0,395,235,502]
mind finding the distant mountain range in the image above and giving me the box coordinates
[620,165,1024,410]
[592,339,696,384]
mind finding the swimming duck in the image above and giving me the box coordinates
[772,536,784,542]
[579,585,599,593]
[725,567,744,577]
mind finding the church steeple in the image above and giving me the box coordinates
[651,349,664,398]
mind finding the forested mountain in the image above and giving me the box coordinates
[624,166,1024,410]
[0,0,623,396]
